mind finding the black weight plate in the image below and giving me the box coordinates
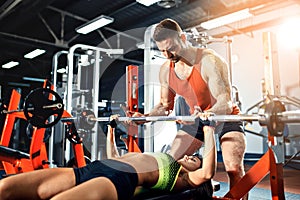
[23,88,64,128]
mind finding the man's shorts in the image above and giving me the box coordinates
[73,159,138,200]
[180,118,244,141]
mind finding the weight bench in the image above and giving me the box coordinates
[133,180,220,200]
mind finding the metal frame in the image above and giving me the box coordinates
[66,44,123,161]
[143,24,157,152]
[49,50,69,168]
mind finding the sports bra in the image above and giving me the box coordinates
[149,152,182,191]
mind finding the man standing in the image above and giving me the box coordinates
[132,18,247,198]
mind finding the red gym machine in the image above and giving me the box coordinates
[0,80,86,176]
[125,65,142,153]
[0,80,52,174]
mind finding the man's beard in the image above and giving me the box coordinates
[169,53,181,63]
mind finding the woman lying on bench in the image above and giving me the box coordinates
[0,115,216,200]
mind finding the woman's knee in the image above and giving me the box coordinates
[0,179,14,200]
[36,184,52,199]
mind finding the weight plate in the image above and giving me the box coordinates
[23,88,64,128]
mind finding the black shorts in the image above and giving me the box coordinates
[73,159,138,200]
[180,118,244,141]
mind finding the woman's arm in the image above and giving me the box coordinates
[187,126,216,186]
[106,117,120,158]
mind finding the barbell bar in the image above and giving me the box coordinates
[62,107,300,137]
[61,111,300,123]
[3,87,300,136]
[61,114,258,123]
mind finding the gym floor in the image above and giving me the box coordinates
[213,158,300,199]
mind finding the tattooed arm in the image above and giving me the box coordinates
[200,49,233,115]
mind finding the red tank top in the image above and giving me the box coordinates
[168,50,216,114]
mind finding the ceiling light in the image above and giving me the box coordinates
[2,61,19,69]
[24,49,46,59]
[136,0,160,6]
[200,8,253,30]
[76,15,114,34]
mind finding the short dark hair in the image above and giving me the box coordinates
[153,18,182,42]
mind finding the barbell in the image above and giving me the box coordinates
[63,114,259,123]
[63,108,300,136]
[61,96,300,136]
[2,88,300,136]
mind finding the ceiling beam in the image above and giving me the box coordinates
[0,0,56,31]
[0,0,22,20]
[0,31,68,48]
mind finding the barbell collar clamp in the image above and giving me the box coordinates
[42,103,63,109]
